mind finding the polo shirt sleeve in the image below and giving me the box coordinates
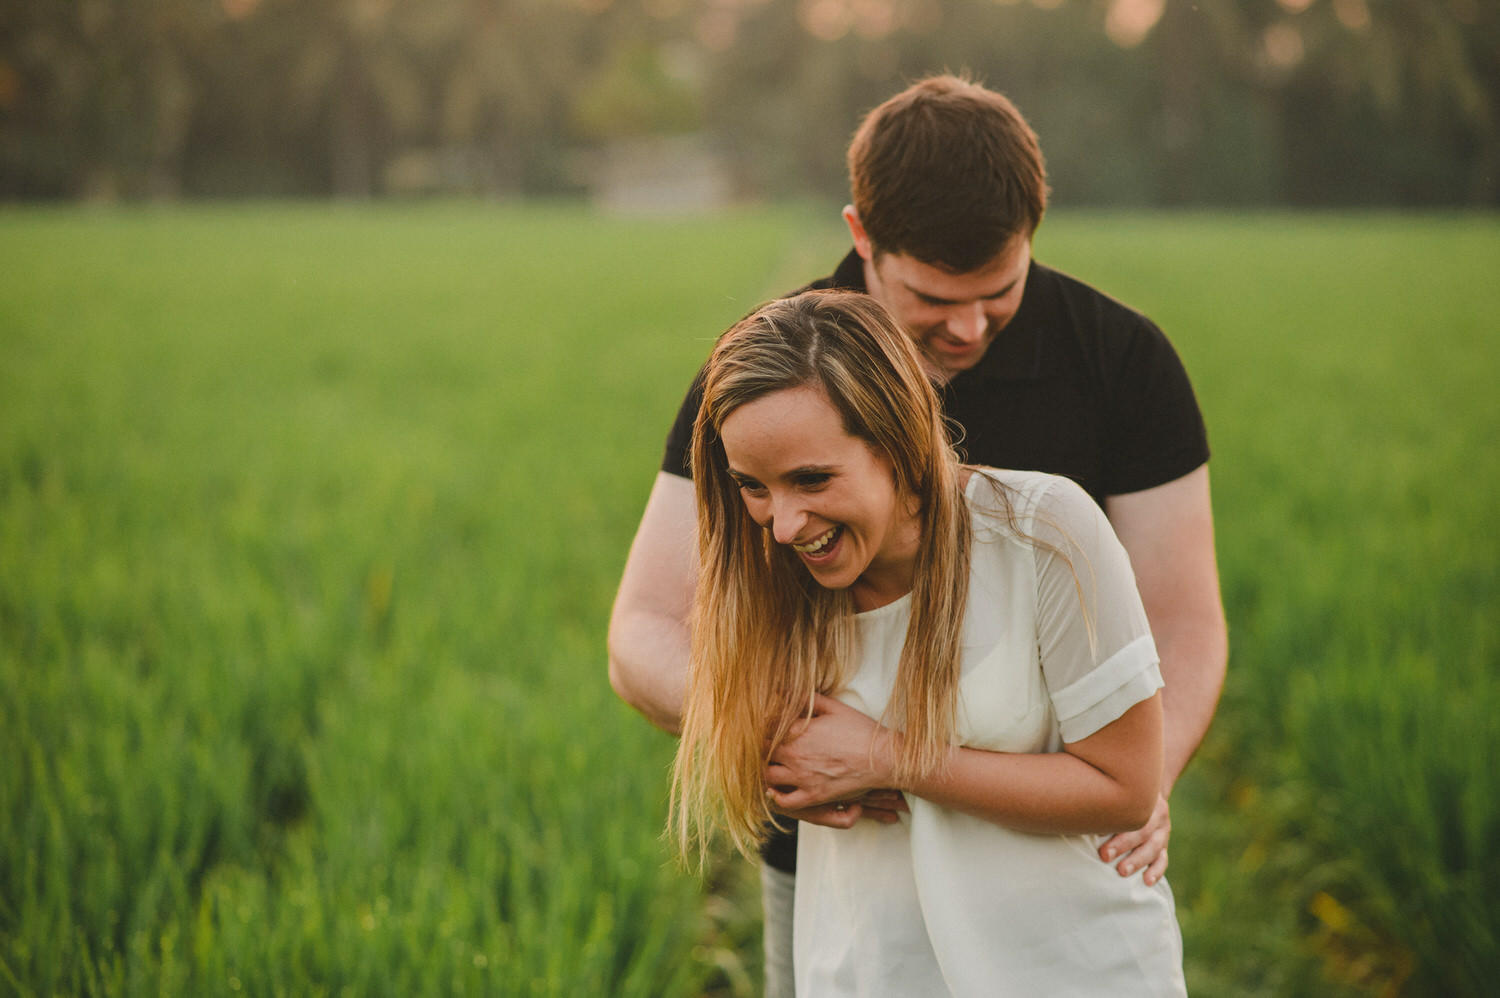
[660,367,707,479]
[1028,477,1163,743]
[1103,315,1210,496]
[660,258,855,481]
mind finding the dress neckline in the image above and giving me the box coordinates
[854,590,913,621]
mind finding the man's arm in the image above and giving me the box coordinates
[1098,463,1228,880]
[1104,463,1227,790]
[607,472,697,735]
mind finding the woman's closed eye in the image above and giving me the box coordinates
[730,470,833,495]
[732,476,767,497]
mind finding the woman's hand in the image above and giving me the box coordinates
[764,694,905,826]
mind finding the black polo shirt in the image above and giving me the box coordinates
[662,249,1209,507]
[659,249,1210,874]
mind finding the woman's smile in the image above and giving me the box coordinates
[793,525,843,558]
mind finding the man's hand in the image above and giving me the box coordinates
[768,788,909,829]
[1099,793,1170,884]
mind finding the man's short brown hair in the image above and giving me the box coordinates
[848,75,1049,273]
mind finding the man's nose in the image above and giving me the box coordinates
[946,302,987,343]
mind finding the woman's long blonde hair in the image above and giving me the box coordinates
[670,290,977,863]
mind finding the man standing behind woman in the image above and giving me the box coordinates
[609,75,1227,994]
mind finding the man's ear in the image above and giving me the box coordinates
[842,206,874,262]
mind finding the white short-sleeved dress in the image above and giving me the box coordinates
[793,468,1187,998]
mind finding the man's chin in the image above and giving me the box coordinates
[923,350,982,380]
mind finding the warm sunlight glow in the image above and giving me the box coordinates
[852,0,899,40]
[797,0,898,41]
[903,0,944,34]
[1105,0,1165,48]
[1263,23,1305,69]
[800,0,852,40]
[694,9,739,50]
[1333,0,1371,30]
[643,0,686,20]
[221,0,260,20]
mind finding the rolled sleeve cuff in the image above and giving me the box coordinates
[1052,634,1163,744]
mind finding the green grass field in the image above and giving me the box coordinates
[2,204,1496,996]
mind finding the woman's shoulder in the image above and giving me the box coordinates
[965,467,1103,541]
[965,466,1090,513]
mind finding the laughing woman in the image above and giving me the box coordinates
[670,290,1186,997]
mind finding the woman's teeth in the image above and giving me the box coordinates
[794,526,839,554]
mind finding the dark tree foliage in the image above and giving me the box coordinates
[0,0,1493,205]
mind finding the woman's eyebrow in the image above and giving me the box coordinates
[727,463,837,484]
[785,464,837,478]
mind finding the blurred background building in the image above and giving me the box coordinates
[0,0,1494,208]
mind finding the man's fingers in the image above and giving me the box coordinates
[858,805,902,824]
[859,790,908,813]
[1115,829,1162,877]
[1142,848,1169,886]
[766,787,818,813]
[1100,795,1171,872]
[765,783,906,815]
[773,800,862,829]
[1100,800,1171,877]
[1099,827,1145,865]
[763,762,792,784]
[768,788,901,827]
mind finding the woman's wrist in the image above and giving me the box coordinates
[872,725,907,792]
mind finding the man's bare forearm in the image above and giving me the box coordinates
[608,609,688,735]
[1105,465,1227,796]
[1154,613,1227,793]
[608,472,698,737]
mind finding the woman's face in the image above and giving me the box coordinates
[719,385,921,610]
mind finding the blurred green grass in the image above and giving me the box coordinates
[1037,213,1500,997]
[2,204,1496,996]
[0,203,808,996]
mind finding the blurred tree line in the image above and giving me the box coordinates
[0,0,1494,206]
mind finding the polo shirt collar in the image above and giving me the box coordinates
[831,248,867,292]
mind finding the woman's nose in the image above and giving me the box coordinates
[770,496,809,545]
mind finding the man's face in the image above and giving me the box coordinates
[860,234,1032,382]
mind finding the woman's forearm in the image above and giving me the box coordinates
[891,696,1164,835]
[765,693,1162,834]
